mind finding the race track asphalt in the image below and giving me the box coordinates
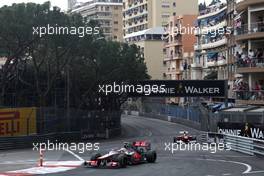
[0,115,264,176]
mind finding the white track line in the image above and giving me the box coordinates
[64,149,84,161]
[197,158,252,174]
[4,149,85,175]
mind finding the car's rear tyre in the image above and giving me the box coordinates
[117,154,127,168]
[90,153,101,167]
[146,151,157,163]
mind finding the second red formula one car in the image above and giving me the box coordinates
[84,141,157,168]
[173,131,197,144]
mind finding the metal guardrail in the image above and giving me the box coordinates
[0,132,81,150]
[0,127,122,151]
[206,132,264,156]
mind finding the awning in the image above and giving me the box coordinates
[207,52,218,59]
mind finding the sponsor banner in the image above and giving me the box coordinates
[0,107,37,137]
[98,80,226,97]
[218,122,264,139]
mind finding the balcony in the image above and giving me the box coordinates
[235,90,264,105]
[217,59,227,66]
[173,54,183,60]
[163,54,182,61]
[164,40,182,48]
[206,60,217,67]
[235,22,264,41]
[194,43,201,51]
[164,55,173,62]
[96,15,112,20]
[236,0,264,12]
[201,37,227,50]
[191,63,202,68]
[237,59,264,73]
[198,5,227,20]
[200,20,227,35]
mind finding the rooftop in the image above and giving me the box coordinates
[124,27,165,39]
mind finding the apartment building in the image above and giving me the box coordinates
[193,2,228,81]
[233,0,264,105]
[123,0,198,80]
[163,15,197,104]
[226,0,236,99]
[71,0,123,41]
[123,0,198,37]
[163,15,197,81]
[124,27,166,79]
[68,0,77,10]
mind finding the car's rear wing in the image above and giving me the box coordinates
[132,141,150,148]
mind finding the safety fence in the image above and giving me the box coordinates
[204,132,264,156]
[37,108,121,135]
[141,102,201,122]
[137,102,203,130]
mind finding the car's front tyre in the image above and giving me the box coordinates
[117,154,127,168]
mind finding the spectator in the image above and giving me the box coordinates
[255,81,261,91]
[235,51,241,61]
[248,49,255,59]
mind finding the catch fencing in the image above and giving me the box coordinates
[141,102,201,123]
[139,101,202,130]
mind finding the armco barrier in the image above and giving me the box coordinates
[0,132,81,150]
[206,132,264,156]
[0,127,122,150]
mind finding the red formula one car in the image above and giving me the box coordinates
[173,131,197,144]
[84,141,157,168]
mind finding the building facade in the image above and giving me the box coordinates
[124,27,166,80]
[123,0,198,81]
[163,15,197,81]
[233,0,264,105]
[68,0,77,10]
[123,0,198,37]
[71,0,123,41]
[193,2,228,81]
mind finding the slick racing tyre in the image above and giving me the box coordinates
[90,153,101,167]
[146,150,157,163]
[117,154,127,168]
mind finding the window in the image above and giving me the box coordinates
[105,6,110,11]
[162,2,170,8]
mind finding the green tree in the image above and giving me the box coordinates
[0,1,149,111]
